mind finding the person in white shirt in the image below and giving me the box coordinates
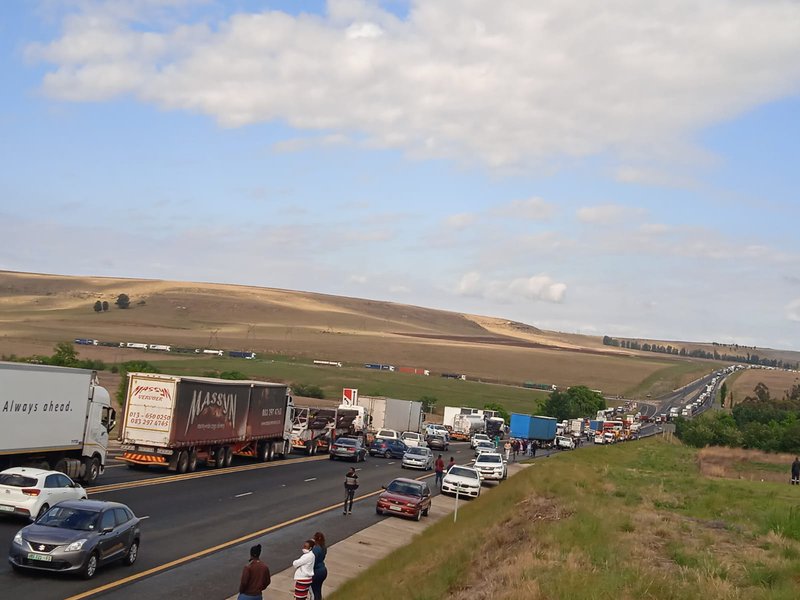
[292,539,316,600]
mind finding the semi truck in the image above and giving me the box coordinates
[290,406,365,455]
[339,394,423,435]
[0,362,116,483]
[509,413,557,442]
[120,373,293,472]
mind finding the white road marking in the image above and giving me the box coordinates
[304,477,317,482]
[235,492,253,498]
[387,462,395,465]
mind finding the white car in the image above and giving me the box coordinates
[401,446,434,470]
[556,435,575,450]
[593,433,605,444]
[473,452,507,482]
[401,431,423,447]
[0,467,87,521]
[441,465,481,498]
[474,440,496,457]
[426,425,450,442]
[375,429,400,441]
[470,433,491,449]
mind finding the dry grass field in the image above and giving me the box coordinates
[0,270,733,397]
[730,368,800,405]
[698,446,798,483]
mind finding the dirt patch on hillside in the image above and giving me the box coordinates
[394,332,623,356]
[698,447,797,483]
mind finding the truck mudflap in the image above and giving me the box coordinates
[121,451,168,466]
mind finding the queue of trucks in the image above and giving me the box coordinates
[442,406,506,441]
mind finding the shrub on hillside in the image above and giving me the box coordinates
[293,383,325,398]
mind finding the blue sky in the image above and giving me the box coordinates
[1,1,799,350]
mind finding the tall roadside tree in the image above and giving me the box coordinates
[93,300,102,312]
[540,386,606,421]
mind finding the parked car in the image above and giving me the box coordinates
[0,468,88,521]
[441,465,481,498]
[426,434,449,451]
[603,431,617,444]
[400,431,423,447]
[329,437,367,462]
[401,446,434,470]
[555,435,575,450]
[470,433,491,449]
[375,429,400,441]
[425,424,450,442]
[8,499,141,579]
[473,452,507,482]
[594,433,605,444]
[369,438,408,458]
[375,478,432,521]
[473,440,496,457]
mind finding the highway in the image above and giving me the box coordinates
[0,443,475,600]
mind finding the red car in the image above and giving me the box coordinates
[376,478,432,521]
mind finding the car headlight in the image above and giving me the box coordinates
[13,531,23,545]
[65,539,88,552]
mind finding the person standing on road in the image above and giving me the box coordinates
[292,539,315,600]
[792,457,800,485]
[343,467,359,515]
[434,454,445,488]
[311,531,328,600]
[503,440,512,462]
[237,544,271,600]
[511,439,519,461]
[447,456,456,472]
[531,442,537,458]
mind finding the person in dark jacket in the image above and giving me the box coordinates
[311,531,328,600]
[343,467,359,514]
[792,457,800,485]
[238,544,270,600]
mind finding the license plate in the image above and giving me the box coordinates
[27,553,52,562]
[389,505,403,511]
[0,505,14,512]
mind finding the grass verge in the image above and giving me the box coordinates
[330,438,800,600]
[624,360,722,399]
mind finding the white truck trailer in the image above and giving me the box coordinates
[0,362,116,483]
[340,394,423,435]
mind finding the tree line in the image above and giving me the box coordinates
[602,335,799,370]
[675,383,800,453]
[539,386,607,421]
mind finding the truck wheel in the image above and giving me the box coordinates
[54,458,68,474]
[214,447,226,469]
[176,451,189,474]
[267,444,275,462]
[223,446,233,467]
[187,450,198,472]
[83,457,100,484]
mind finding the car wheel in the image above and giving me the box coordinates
[376,507,383,515]
[414,509,422,522]
[125,540,139,566]
[422,507,429,516]
[383,451,389,459]
[81,553,99,580]
[36,503,49,521]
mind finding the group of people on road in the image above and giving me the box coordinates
[236,531,328,600]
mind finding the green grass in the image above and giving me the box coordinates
[330,439,800,600]
[146,356,547,415]
[624,359,723,398]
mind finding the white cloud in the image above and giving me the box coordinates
[27,1,800,167]
[614,165,694,188]
[444,213,477,230]
[577,204,643,225]
[456,271,566,304]
[349,274,368,284]
[493,197,555,220]
[389,284,410,294]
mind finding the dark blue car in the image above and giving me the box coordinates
[369,438,408,458]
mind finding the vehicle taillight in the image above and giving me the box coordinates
[22,488,41,496]
[347,448,354,452]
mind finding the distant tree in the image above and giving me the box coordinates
[719,382,728,408]
[483,402,510,423]
[116,361,161,408]
[51,341,79,367]
[293,383,325,399]
[115,294,130,309]
[93,300,102,312]
[102,301,109,311]
[420,395,438,413]
[540,386,606,421]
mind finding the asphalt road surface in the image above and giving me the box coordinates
[0,443,480,600]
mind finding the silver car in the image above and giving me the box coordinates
[8,499,141,579]
[401,446,434,470]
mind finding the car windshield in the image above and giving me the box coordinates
[0,474,37,487]
[477,454,502,463]
[386,481,423,496]
[448,467,478,479]
[37,506,99,531]
[478,442,494,448]
[406,447,427,456]
[336,438,356,446]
